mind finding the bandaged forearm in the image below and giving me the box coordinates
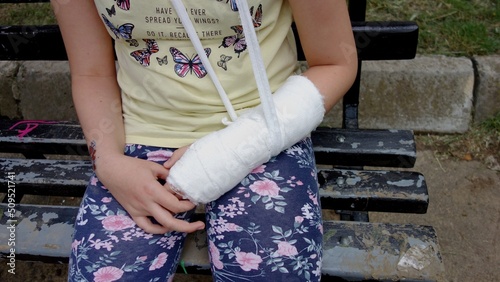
[167,75,325,204]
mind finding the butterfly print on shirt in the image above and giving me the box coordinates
[156,55,168,66]
[169,47,211,78]
[106,5,116,17]
[217,54,232,71]
[219,4,262,57]
[101,14,134,40]
[246,4,262,28]
[126,39,139,47]
[217,0,238,11]
[115,0,130,11]
[130,39,159,67]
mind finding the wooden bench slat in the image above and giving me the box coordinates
[0,120,416,167]
[322,221,445,281]
[0,25,68,61]
[0,204,75,261]
[312,127,416,168]
[0,204,443,281]
[0,120,87,157]
[351,21,419,61]
[294,21,418,61]
[319,169,428,214]
[0,120,85,142]
[0,158,428,214]
[0,158,91,197]
[0,22,418,61]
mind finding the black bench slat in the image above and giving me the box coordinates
[0,120,87,156]
[0,22,418,61]
[0,203,443,281]
[312,127,416,168]
[0,158,91,197]
[295,21,419,62]
[319,169,428,214]
[0,158,428,214]
[0,120,85,141]
[352,21,419,61]
[0,25,67,61]
[322,221,445,281]
[0,120,416,168]
[0,204,76,262]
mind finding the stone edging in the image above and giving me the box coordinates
[0,55,499,133]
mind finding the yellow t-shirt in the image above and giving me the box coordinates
[93,0,298,147]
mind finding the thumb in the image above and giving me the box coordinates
[164,145,190,169]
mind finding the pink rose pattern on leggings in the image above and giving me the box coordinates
[68,138,322,281]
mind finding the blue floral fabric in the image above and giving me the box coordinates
[68,138,323,281]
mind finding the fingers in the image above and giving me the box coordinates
[133,208,205,234]
[169,218,205,233]
[138,171,192,212]
[104,155,204,234]
[134,171,202,233]
[157,186,195,214]
[151,205,205,233]
[133,216,170,234]
[164,183,184,200]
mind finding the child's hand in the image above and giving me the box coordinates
[95,153,205,234]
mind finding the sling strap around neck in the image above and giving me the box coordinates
[170,0,284,152]
[170,0,238,123]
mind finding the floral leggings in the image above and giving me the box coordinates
[68,138,323,282]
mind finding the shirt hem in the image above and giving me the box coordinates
[125,136,196,149]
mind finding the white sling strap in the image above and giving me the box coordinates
[170,0,238,123]
[170,0,284,152]
[233,0,283,151]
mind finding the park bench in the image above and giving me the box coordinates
[0,0,445,281]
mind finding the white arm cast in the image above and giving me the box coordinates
[167,75,325,204]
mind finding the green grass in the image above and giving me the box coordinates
[0,1,498,56]
[367,0,499,56]
[0,3,55,25]
[480,112,500,132]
